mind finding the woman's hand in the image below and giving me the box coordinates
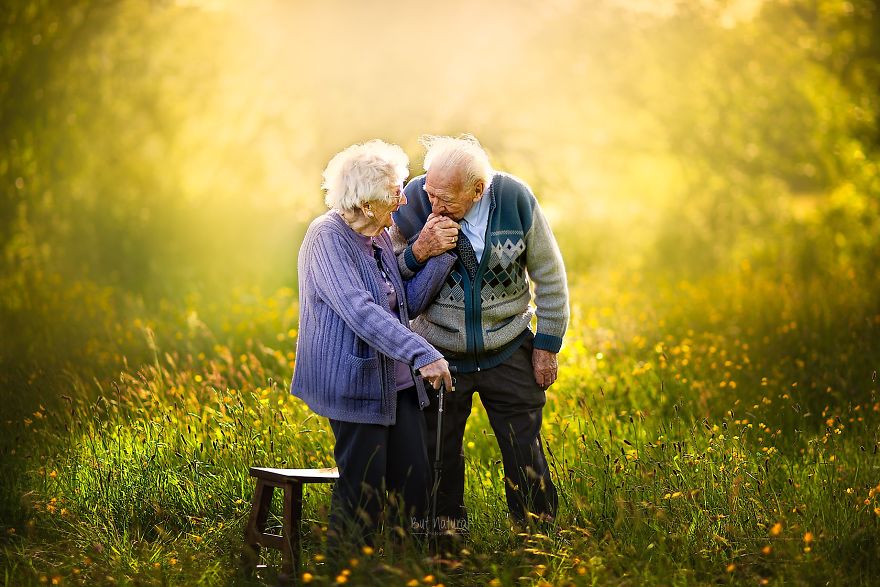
[419,358,453,390]
[411,213,460,262]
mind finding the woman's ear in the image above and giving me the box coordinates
[362,204,375,218]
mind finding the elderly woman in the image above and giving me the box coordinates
[291,139,457,549]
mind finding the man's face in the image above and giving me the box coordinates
[423,166,482,221]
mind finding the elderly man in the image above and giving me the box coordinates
[391,134,569,531]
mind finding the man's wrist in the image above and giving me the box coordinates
[533,333,563,353]
[411,239,429,264]
[404,242,428,272]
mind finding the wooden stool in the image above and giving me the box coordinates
[243,466,339,581]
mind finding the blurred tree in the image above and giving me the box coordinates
[622,0,880,275]
[1,0,877,373]
[1,1,241,299]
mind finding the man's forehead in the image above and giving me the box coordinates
[425,166,464,192]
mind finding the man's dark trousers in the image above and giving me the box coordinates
[425,336,558,528]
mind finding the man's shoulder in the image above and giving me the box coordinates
[394,176,432,240]
[493,172,535,199]
[403,174,428,196]
[491,173,538,229]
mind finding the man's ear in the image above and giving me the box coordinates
[472,180,485,201]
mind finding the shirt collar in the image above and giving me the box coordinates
[461,178,492,227]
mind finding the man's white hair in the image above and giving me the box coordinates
[420,134,493,189]
[322,139,409,211]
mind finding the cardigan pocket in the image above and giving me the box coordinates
[341,353,381,401]
[432,322,460,334]
[343,353,379,369]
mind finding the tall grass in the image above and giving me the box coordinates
[1,263,879,585]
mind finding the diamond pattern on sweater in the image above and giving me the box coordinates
[438,271,466,305]
[436,235,529,306]
[480,252,527,302]
[491,238,526,270]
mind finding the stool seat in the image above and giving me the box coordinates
[243,466,339,583]
[250,467,339,484]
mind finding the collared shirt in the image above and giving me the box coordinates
[460,179,493,260]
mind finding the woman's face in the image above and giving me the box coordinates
[366,183,406,232]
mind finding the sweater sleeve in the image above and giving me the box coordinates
[391,178,433,278]
[403,251,455,317]
[308,228,443,370]
[390,223,424,279]
[524,201,570,353]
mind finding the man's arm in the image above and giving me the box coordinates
[524,199,570,388]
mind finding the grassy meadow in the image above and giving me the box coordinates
[3,0,880,585]
[2,261,879,585]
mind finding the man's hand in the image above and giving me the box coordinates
[411,213,460,263]
[532,349,558,389]
[419,358,453,390]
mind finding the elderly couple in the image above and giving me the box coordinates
[291,135,569,550]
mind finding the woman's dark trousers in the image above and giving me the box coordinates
[327,387,430,553]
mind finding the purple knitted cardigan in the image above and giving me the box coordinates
[291,211,456,425]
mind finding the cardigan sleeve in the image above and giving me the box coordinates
[307,227,443,370]
[378,230,454,318]
[389,223,425,279]
[524,200,570,353]
[390,179,434,278]
[403,252,455,317]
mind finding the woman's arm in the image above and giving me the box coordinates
[402,252,456,317]
[306,227,442,370]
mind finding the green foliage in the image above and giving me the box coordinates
[2,0,879,306]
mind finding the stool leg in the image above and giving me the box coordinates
[242,480,274,573]
[280,481,304,580]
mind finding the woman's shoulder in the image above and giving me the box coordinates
[303,211,363,261]
[305,210,348,241]
[307,209,342,231]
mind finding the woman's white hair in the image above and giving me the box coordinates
[322,139,409,211]
[420,134,493,189]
